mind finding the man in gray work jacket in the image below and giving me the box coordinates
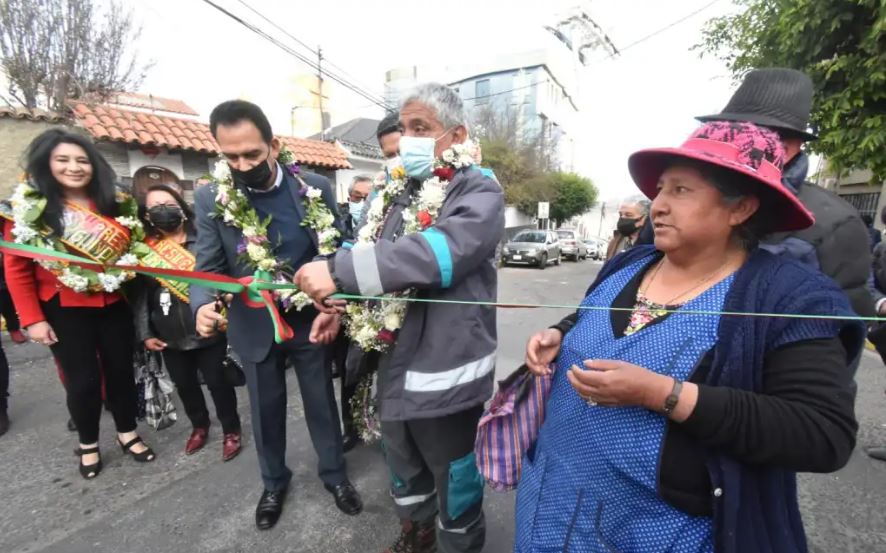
[296,82,505,553]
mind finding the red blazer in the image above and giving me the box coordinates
[2,221,122,328]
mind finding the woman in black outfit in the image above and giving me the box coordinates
[135,184,242,461]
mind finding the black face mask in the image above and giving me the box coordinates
[230,157,273,190]
[616,217,640,236]
[147,205,185,233]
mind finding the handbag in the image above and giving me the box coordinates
[135,348,177,431]
[474,364,553,492]
[221,347,246,387]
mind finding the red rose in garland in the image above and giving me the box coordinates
[433,166,455,181]
[417,210,433,229]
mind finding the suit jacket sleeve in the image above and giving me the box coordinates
[190,186,228,317]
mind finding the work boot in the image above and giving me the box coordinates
[383,519,436,553]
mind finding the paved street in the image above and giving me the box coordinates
[1,259,886,552]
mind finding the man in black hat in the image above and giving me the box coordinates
[694,68,874,320]
[525,67,874,387]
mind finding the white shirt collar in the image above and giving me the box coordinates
[249,162,284,194]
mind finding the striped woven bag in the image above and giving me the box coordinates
[474,364,553,491]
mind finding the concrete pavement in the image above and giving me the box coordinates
[0,259,885,552]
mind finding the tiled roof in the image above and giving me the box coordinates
[311,117,384,160]
[70,102,351,170]
[107,92,200,116]
[0,106,67,123]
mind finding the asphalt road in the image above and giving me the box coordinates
[1,258,885,552]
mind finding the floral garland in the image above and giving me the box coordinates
[349,375,382,443]
[8,183,148,293]
[210,147,340,311]
[344,140,478,352]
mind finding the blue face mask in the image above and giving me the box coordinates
[348,201,364,221]
[399,130,453,179]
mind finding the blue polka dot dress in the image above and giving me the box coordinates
[514,255,733,553]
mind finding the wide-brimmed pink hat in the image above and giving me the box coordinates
[628,120,814,232]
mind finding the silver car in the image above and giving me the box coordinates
[556,229,588,261]
[502,230,561,269]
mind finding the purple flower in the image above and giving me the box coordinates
[236,240,248,255]
[297,185,308,197]
[286,163,301,176]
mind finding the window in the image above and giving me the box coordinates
[842,192,881,219]
[475,79,490,104]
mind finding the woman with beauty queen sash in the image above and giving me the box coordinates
[133,183,243,462]
[2,129,156,480]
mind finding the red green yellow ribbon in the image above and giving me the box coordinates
[0,239,295,343]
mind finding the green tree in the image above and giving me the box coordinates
[0,0,150,112]
[698,0,886,180]
[511,172,598,225]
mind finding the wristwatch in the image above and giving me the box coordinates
[662,377,683,415]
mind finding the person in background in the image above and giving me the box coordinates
[0,319,8,437]
[0,261,26,344]
[518,121,861,552]
[341,175,372,238]
[862,213,881,251]
[696,68,874,319]
[135,184,242,462]
[864,205,886,462]
[605,196,649,260]
[332,173,373,452]
[377,110,402,161]
[4,129,155,479]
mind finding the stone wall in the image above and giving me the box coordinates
[0,118,69,197]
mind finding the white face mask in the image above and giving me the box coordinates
[399,129,454,179]
[385,155,402,173]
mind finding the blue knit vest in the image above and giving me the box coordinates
[584,246,864,553]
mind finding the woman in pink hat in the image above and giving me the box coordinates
[515,121,863,553]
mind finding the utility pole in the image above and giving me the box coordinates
[317,46,326,140]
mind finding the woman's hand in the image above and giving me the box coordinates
[567,359,672,409]
[525,328,562,376]
[144,338,167,352]
[26,321,58,346]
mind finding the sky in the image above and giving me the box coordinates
[130,0,742,201]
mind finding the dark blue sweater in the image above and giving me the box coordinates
[246,178,317,273]
[589,245,864,553]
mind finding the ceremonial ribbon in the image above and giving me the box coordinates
[1,239,883,345]
[0,240,295,343]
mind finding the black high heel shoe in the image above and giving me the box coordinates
[118,436,156,462]
[74,446,102,479]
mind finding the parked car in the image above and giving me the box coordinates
[583,238,604,260]
[502,230,561,269]
[556,229,588,261]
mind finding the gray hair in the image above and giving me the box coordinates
[621,195,650,216]
[348,174,372,195]
[399,82,468,130]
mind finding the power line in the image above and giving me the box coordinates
[608,0,722,58]
[232,0,388,107]
[198,0,390,110]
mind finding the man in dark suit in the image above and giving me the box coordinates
[191,100,362,530]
